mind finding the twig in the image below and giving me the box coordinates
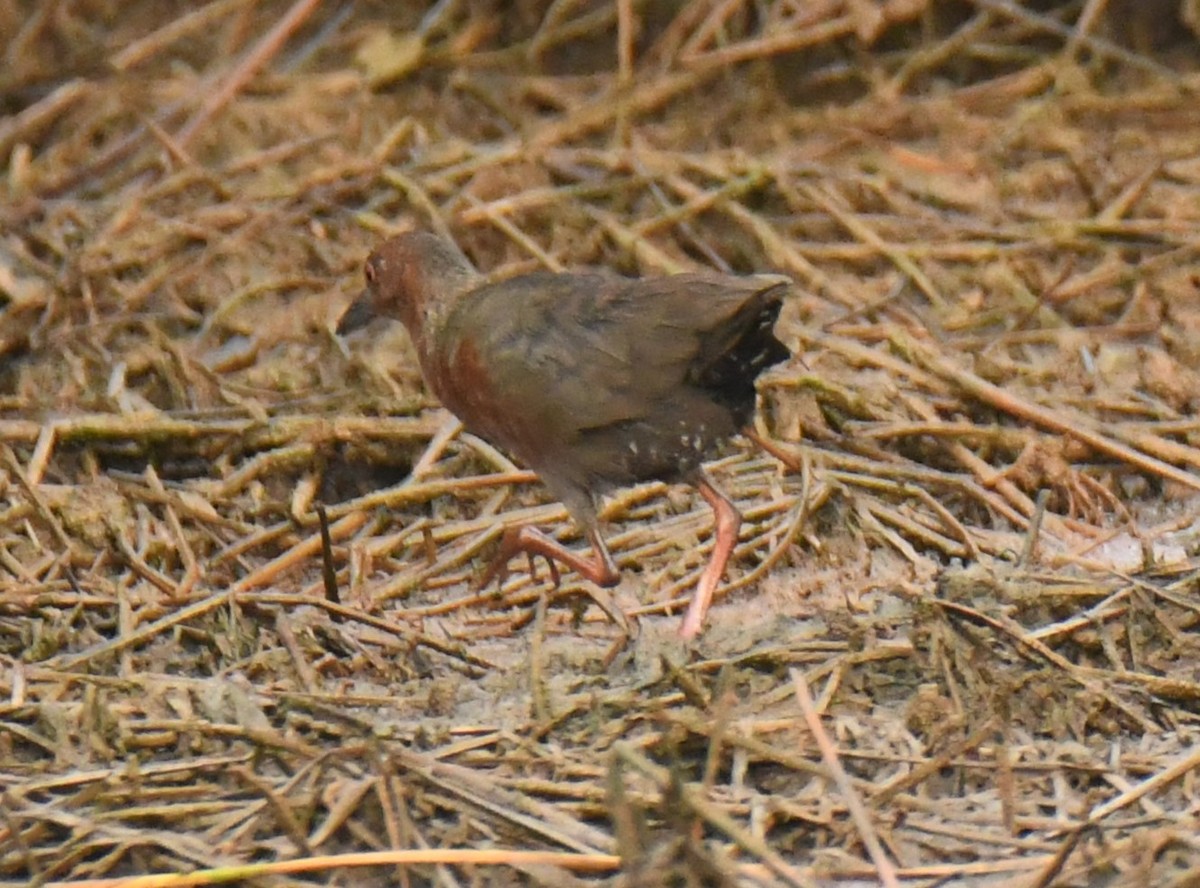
[791,669,900,887]
[174,0,323,149]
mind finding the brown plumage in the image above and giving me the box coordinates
[338,231,789,639]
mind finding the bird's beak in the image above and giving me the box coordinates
[336,289,376,335]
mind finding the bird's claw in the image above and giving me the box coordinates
[525,550,561,587]
[476,525,562,591]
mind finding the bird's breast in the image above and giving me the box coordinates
[425,337,556,472]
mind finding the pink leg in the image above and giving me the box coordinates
[478,525,630,633]
[479,525,620,590]
[678,475,742,640]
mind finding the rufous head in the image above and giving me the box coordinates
[337,231,479,344]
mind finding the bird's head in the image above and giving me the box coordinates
[337,231,479,345]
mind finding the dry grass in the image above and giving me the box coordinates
[3,1,1200,885]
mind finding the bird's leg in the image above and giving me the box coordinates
[678,473,742,640]
[478,525,621,590]
[478,525,631,635]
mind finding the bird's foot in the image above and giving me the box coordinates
[476,524,632,637]
[478,524,621,590]
[476,525,563,592]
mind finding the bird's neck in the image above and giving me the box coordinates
[413,267,478,338]
[407,269,479,376]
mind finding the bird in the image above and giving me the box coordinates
[337,230,790,639]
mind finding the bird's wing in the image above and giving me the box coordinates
[445,271,785,431]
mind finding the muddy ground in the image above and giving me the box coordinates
[2,2,1200,886]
